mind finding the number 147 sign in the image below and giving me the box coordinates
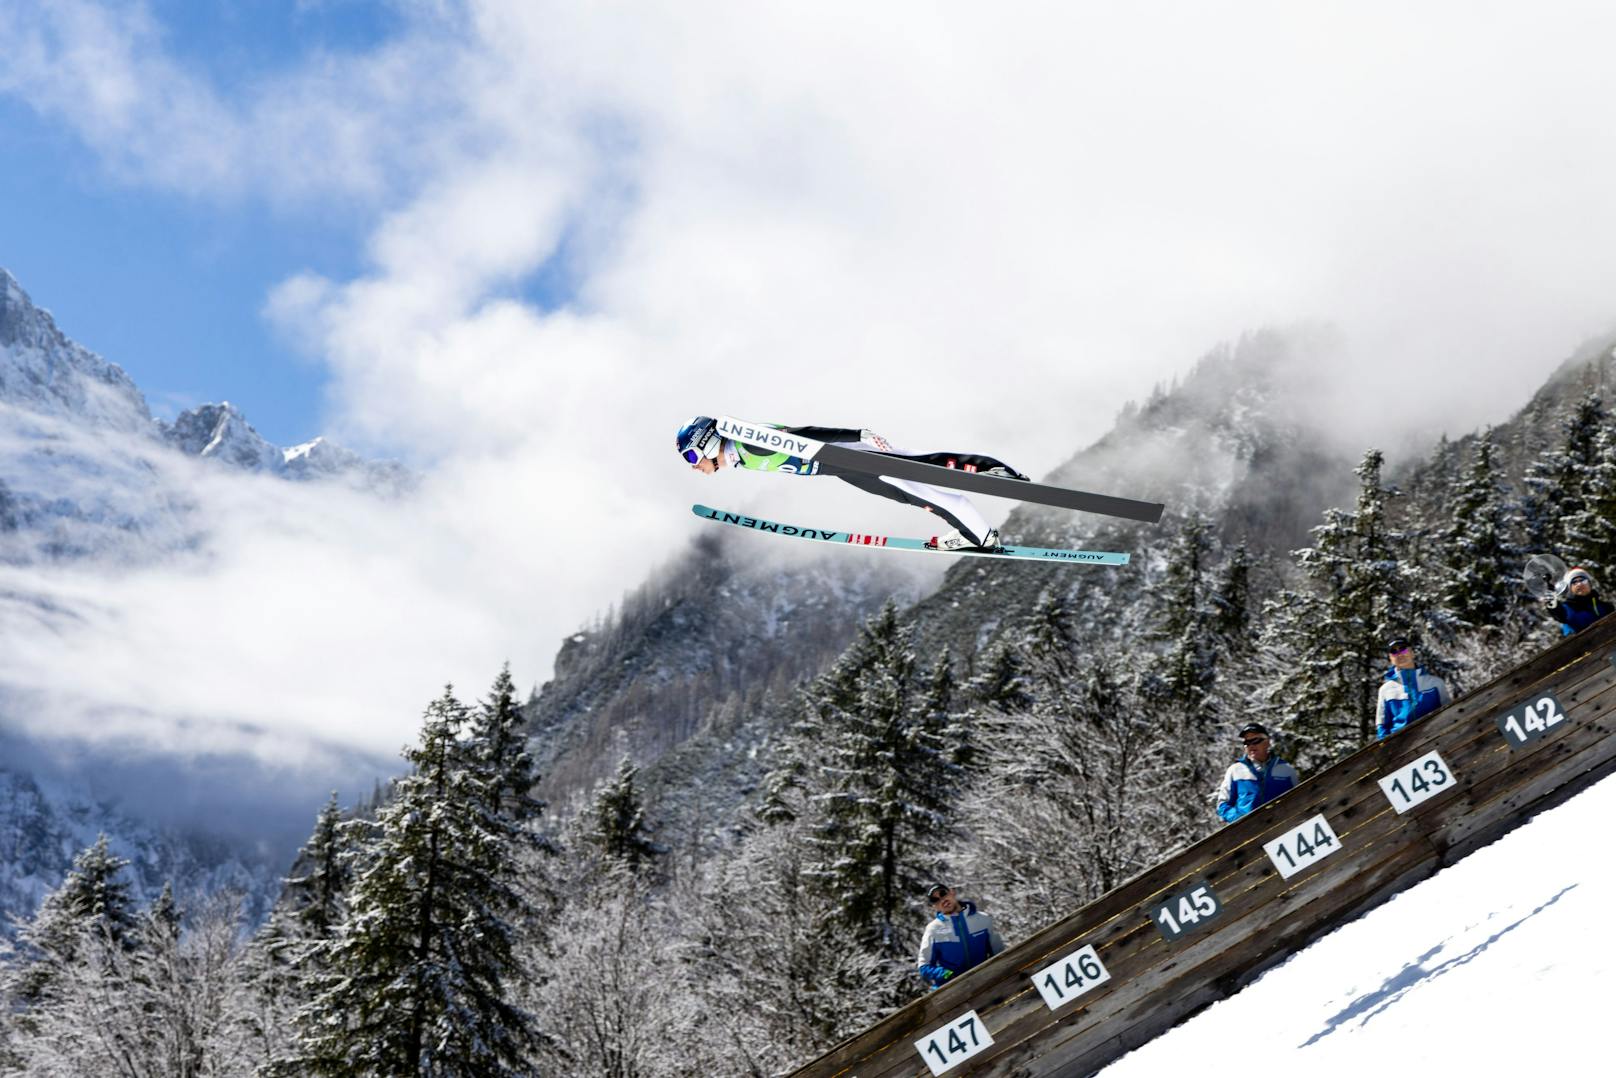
[914,1010,993,1076]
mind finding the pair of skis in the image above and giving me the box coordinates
[693,416,1158,565]
[692,505,1131,564]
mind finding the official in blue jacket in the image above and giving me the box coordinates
[1216,723,1300,823]
[915,883,1005,989]
[1549,567,1614,636]
[1375,636,1452,739]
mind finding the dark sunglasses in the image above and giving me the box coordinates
[1241,736,1268,746]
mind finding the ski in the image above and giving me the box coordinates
[693,505,1130,564]
[714,416,1164,524]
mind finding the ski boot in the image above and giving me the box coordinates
[926,528,1005,554]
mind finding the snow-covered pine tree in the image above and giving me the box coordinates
[586,755,662,877]
[285,686,545,1077]
[1439,428,1520,632]
[2,833,137,1012]
[471,663,547,826]
[964,640,1034,716]
[1208,543,1254,649]
[1517,390,1606,558]
[796,601,959,967]
[2,864,247,1076]
[236,792,352,1072]
[1147,513,1220,726]
[282,792,349,941]
[1562,421,1616,575]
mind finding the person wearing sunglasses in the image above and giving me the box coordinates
[915,882,1005,990]
[1215,723,1299,823]
[1375,635,1452,740]
[675,416,1028,552]
[1549,566,1613,636]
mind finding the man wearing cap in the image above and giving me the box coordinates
[1549,567,1614,636]
[915,883,1005,989]
[1375,636,1452,740]
[1215,723,1300,823]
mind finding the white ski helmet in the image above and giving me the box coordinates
[1556,566,1598,598]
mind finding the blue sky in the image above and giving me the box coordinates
[0,1,397,447]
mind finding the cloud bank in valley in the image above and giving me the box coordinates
[5,1,1616,764]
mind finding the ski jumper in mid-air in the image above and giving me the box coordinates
[676,416,1027,552]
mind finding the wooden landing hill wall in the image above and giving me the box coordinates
[795,615,1616,1078]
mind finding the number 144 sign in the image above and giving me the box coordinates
[1264,814,1342,880]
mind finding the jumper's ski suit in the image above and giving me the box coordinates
[725,425,1022,547]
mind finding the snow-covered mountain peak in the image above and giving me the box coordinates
[160,401,283,473]
[0,268,153,434]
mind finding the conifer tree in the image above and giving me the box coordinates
[965,640,1034,715]
[1149,514,1222,724]
[287,686,544,1077]
[1517,391,1607,557]
[1440,429,1519,630]
[238,792,353,1070]
[4,833,138,1010]
[794,602,958,959]
[1208,543,1254,649]
[587,755,662,877]
[470,663,546,825]
[1562,422,1616,574]
[282,792,350,941]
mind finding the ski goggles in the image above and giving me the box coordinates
[680,424,721,463]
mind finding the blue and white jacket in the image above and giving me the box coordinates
[1375,666,1452,739]
[1550,595,1614,636]
[916,901,1004,988]
[1215,755,1300,823]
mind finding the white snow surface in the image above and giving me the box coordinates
[1102,770,1616,1075]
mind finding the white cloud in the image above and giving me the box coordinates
[8,1,1616,762]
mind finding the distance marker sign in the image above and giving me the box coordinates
[914,1011,994,1076]
[1379,750,1457,813]
[1032,944,1112,1011]
[1149,881,1223,942]
[1264,814,1342,880]
[1495,689,1570,748]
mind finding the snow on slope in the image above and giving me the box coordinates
[1104,771,1616,1075]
